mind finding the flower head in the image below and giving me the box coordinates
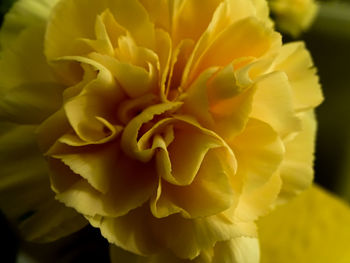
[0,0,323,261]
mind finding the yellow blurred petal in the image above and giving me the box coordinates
[278,110,317,201]
[273,42,323,111]
[0,27,56,93]
[19,199,87,242]
[0,0,57,50]
[259,185,350,263]
[251,71,301,138]
[37,108,71,152]
[0,123,51,220]
[0,82,63,124]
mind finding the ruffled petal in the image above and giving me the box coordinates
[278,110,317,201]
[185,17,280,85]
[152,148,235,218]
[250,71,301,138]
[273,42,323,111]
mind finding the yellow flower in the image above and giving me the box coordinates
[0,0,324,262]
[268,0,319,36]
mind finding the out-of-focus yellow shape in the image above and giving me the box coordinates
[259,185,350,263]
[269,0,318,36]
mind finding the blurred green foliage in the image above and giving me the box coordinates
[0,0,15,25]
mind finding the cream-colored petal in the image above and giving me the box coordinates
[250,71,301,138]
[273,42,323,111]
[259,185,350,263]
[0,82,63,124]
[212,237,259,263]
[19,199,87,242]
[278,110,317,201]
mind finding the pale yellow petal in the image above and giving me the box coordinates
[230,118,284,192]
[186,17,280,85]
[278,110,317,201]
[259,185,350,263]
[273,42,323,111]
[250,71,301,138]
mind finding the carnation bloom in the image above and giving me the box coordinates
[0,0,324,262]
[268,0,319,36]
